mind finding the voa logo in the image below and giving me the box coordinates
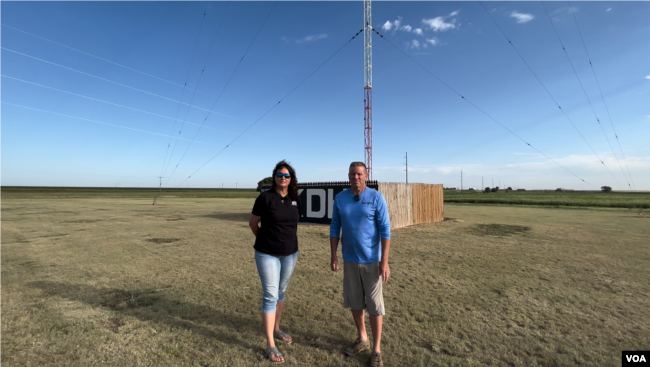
[626,355,647,363]
[623,351,649,366]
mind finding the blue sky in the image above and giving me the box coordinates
[2,1,649,190]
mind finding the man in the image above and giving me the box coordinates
[330,162,391,367]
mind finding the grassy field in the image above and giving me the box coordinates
[444,189,650,209]
[3,186,649,209]
[2,197,649,366]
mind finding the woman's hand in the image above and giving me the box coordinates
[249,215,261,237]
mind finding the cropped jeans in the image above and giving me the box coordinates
[255,250,299,314]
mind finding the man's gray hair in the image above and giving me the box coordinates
[349,161,367,173]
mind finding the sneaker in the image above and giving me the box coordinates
[345,338,370,356]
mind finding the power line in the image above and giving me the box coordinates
[1,47,246,122]
[371,27,595,189]
[160,4,212,181]
[477,2,622,189]
[540,1,628,190]
[172,29,364,188]
[161,0,230,181]
[2,102,217,146]
[567,1,636,189]
[1,23,216,98]
[1,75,232,133]
[164,2,277,187]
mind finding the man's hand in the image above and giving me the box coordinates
[330,237,340,272]
[379,261,390,282]
[331,256,339,272]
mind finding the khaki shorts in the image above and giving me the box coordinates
[343,261,385,316]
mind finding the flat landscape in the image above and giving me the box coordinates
[2,193,649,366]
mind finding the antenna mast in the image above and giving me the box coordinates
[364,0,373,180]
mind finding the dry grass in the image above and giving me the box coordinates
[2,198,649,366]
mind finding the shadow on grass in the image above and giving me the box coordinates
[28,281,349,356]
[201,212,250,222]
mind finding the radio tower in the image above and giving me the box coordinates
[363,0,373,180]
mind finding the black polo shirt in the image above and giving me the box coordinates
[252,190,300,256]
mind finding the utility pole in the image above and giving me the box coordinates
[158,177,163,191]
[461,170,463,192]
[482,176,484,189]
[404,152,408,184]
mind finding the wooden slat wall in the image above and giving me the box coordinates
[377,183,443,229]
[412,183,444,225]
[378,183,413,229]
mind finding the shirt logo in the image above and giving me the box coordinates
[291,201,298,206]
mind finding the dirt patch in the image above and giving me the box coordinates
[145,238,181,244]
[166,217,185,222]
[146,204,181,207]
[100,289,160,311]
[64,219,100,223]
[468,223,531,236]
[101,316,126,333]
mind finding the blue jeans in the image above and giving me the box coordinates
[255,250,299,314]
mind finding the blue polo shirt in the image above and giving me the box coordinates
[330,187,391,264]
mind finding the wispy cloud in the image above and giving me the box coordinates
[645,75,650,80]
[425,38,438,46]
[294,33,328,44]
[548,6,579,22]
[510,11,534,24]
[606,7,612,12]
[401,25,412,32]
[413,28,423,36]
[421,10,460,33]
[411,40,420,49]
[281,36,289,43]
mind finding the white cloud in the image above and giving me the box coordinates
[295,33,328,44]
[411,40,420,49]
[381,17,403,34]
[413,28,423,36]
[422,16,456,32]
[645,76,650,80]
[606,8,612,12]
[426,38,439,46]
[510,11,534,24]
[281,36,288,43]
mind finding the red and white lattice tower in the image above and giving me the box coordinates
[363,0,373,180]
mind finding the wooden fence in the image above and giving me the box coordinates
[378,183,444,229]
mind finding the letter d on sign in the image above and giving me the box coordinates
[622,351,649,366]
[307,189,326,218]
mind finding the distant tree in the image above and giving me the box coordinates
[256,176,273,192]
[484,187,490,193]
[601,186,612,193]
[469,188,475,191]
[490,186,499,193]
[507,187,512,191]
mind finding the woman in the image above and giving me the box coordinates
[249,160,300,363]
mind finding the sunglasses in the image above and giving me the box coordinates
[275,173,291,179]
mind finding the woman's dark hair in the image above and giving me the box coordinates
[271,160,298,200]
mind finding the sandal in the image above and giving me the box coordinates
[273,330,293,344]
[265,346,284,363]
[370,351,383,367]
[345,338,370,356]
